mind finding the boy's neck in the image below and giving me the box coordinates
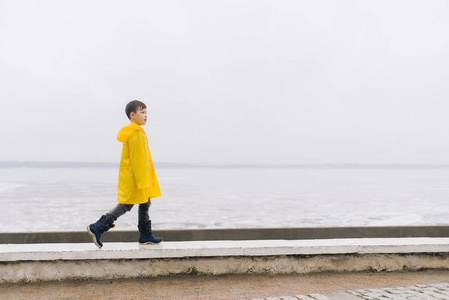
[131,121,143,126]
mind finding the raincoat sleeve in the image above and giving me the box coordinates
[128,131,149,190]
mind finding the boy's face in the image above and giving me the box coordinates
[131,107,147,125]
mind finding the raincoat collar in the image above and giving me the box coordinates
[117,122,144,142]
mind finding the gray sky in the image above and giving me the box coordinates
[1,0,449,165]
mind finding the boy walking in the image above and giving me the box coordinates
[87,100,162,249]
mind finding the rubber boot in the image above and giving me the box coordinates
[87,215,115,249]
[138,220,163,245]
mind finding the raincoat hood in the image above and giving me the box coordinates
[117,122,144,142]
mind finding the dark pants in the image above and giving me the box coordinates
[105,198,151,225]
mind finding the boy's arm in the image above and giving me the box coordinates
[128,131,149,189]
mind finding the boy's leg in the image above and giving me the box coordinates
[138,198,151,225]
[137,198,163,245]
[107,203,134,223]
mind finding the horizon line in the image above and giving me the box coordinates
[2,161,449,169]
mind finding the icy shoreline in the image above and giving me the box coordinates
[1,167,449,232]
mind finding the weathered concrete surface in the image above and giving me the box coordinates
[1,270,449,300]
[3,253,449,283]
[3,238,449,262]
[1,238,449,283]
[2,226,449,244]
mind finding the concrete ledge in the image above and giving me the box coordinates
[2,238,449,262]
[2,238,449,283]
[2,226,449,244]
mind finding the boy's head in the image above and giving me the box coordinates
[125,100,147,125]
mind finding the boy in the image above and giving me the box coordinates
[87,100,162,249]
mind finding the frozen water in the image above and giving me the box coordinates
[1,167,449,232]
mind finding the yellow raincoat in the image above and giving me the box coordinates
[116,122,161,204]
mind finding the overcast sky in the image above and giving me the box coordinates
[1,0,449,165]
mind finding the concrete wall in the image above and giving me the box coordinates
[3,253,449,283]
[2,226,449,244]
[2,238,449,283]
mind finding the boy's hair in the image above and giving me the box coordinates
[125,100,147,120]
